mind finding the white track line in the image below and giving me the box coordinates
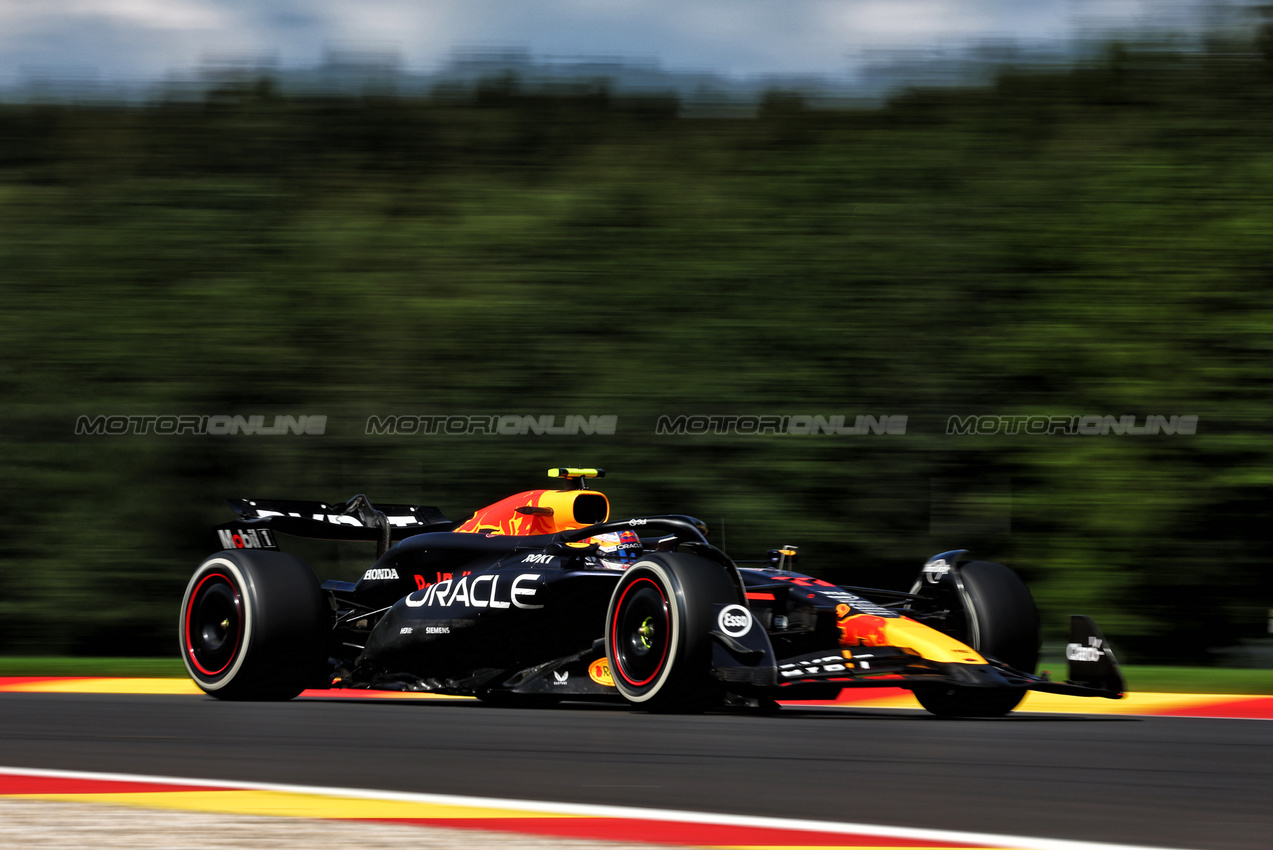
[0,765,1188,850]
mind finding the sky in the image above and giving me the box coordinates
[0,0,1240,88]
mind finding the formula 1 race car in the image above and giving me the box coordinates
[180,468,1125,716]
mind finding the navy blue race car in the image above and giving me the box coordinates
[181,468,1125,715]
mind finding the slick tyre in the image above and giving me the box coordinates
[958,560,1041,674]
[605,552,742,712]
[914,560,1039,718]
[913,684,1026,718]
[179,550,328,700]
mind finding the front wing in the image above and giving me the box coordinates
[709,609,1125,700]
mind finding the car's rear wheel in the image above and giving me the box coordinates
[180,549,328,700]
[605,552,741,712]
[913,560,1039,718]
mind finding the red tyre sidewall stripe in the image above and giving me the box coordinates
[184,571,244,678]
[611,576,671,688]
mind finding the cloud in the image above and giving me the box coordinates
[0,0,1228,86]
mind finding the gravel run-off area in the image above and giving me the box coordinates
[0,799,695,849]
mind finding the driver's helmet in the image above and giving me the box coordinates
[586,529,642,569]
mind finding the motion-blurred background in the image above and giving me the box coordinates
[1,1,1270,667]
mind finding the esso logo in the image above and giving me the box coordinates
[717,604,753,637]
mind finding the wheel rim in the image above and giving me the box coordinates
[611,577,671,688]
[184,572,244,677]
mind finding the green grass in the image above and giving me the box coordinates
[1034,659,1273,694]
[1,658,1270,693]
[0,657,186,678]
[1119,666,1273,695]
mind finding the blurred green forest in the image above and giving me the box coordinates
[1,41,1270,662]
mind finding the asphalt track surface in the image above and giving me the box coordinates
[0,693,1269,850]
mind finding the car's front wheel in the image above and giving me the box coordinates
[912,560,1039,718]
[912,683,1027,718]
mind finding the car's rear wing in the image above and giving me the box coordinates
[218,496,453,556]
